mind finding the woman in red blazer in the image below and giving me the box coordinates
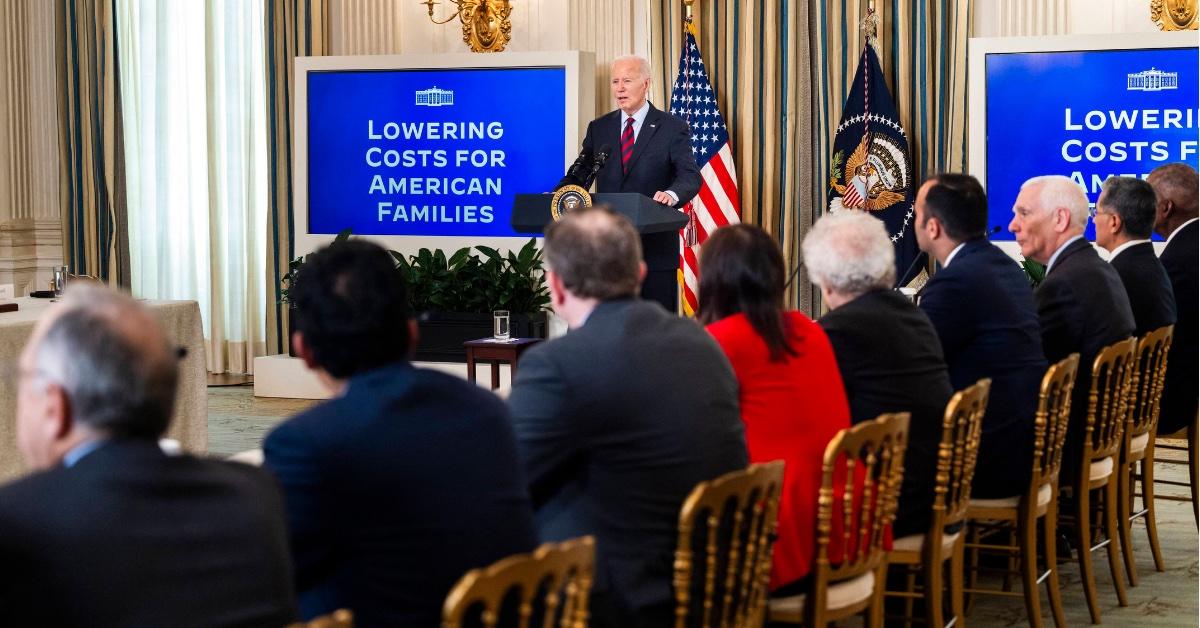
[698,224,851,594]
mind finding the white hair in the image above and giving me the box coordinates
[1020,175,1089,230]
[612,55,651,79]
[802,210,896,298]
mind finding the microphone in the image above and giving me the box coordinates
[985,225,1002,238]
[895,251,929,289]
[582,144,612,189]
[784,260,805,290]
[562,147,594,186]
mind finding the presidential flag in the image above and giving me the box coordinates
[828,44,919,285]
[669,20,740,316]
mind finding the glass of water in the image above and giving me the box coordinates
[493,310,510,341]
[52,266,69,298]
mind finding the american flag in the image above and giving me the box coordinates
[669,21,740,317]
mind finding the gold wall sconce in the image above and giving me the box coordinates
[1151,0,1198,30]
[420,0,513,52]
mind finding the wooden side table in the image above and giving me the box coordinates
[463,337,543,390]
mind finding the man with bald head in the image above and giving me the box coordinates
[0,285,295,626]
[1148,163,1198,436]
[1009,175,1135,480]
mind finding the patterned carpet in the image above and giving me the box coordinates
[208,385,1198,625]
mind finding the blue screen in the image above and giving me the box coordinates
[985,47,1199,240]
[307,67,566,237]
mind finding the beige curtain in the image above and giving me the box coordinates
[56,0,129,285]
[265,0,329,356]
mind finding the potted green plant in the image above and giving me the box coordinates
[279,229,352,356]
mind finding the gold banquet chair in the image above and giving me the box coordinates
[441,536,595,628]
[1118,324,1173,586]
[1153,412,1199,527]
[965,354,1078,628]
[287,609,354,628]
[1063,337,1136,623]
[672,460,785,628]
[886,379,990,628]
[769,412,910,627]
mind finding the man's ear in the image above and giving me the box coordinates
[291,331,319,370]
[547,270,567,307]
[1107,212,1124,237]
[44,382,73,442]
[1052,206,1072,233]
[406,319,420,360]
[637,261,648,283]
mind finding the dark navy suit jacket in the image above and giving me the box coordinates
[919,237,1047,498]
[559,104,701,208]
[1158,220,1198,434]
[1035,238,1135,481]
[508,298,747,627]
[1109,241,1177,337]
[263,362,537,628]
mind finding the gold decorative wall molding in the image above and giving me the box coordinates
[1151,0,1198,30]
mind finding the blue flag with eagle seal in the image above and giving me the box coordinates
[828,44,919,286]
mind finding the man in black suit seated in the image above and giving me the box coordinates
[802,210,953,538]
[263,240,537,627]
[558,55,700,208]
[914,173,1047,499]
[1094,176,1177,337]
[0,285,295,627]
[1008,175,1135,481]
[507,206,747,627]
[1148,163,1198,436]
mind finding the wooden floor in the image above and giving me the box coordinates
[208,384,1199,626]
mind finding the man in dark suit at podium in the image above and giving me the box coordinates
[1093,176,1176,337]
[1148,163,1198,435]
[914,173,1046,499]
[558,55,700,208]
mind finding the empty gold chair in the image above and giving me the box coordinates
[1118,324,1173,586]
[886,379,990,628]
[1153,413,1199,527]
[287,609,353,628]
[769,412,910,627]
[441,536,595,628]
[965,354,1078,628]
[1063,337,1136,623]
[672,460,785,628]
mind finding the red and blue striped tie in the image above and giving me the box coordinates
[621,117,635,174]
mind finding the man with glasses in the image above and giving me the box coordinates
[0,285,295,627]
[1094,176,1177,337]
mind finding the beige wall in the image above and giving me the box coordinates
[0,0,63,296]
[973,0,1167,36]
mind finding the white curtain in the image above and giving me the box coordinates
[116,0,269,374]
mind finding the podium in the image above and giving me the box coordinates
[512,193,687,313]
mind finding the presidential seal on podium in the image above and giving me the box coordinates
[550,184,592,221]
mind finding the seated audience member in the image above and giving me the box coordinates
[1094,176,1177,336]
[0,285,295,627]
[1148,163,1198,435]
[914,174,1047,499]
[263,240,536,627]
[507,206,748,627]
[802,210,953,538]
[1008,175,1134,480]
[697,223,851,594]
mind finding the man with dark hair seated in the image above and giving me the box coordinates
[263,239,537,627]
[0,285,296,627]
[914,173,1047,499]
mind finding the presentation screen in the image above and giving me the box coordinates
[972,35,1198,241]
[306,66,566,238]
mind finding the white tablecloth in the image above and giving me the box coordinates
[0,297,207,480]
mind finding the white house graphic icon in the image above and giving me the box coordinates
[1127,68,1178,92]
[415,87,454,106]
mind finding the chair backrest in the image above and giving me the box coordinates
[1127,325,1174,442]
[441,536,595,628]
[1085,337,1138,461]
[287,609,353,628]
[929,379,991,535]
[1031,354,1080,491]
[672,460,786,628]
[813,413,909,590]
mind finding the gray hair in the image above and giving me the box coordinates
[1099,176,1157,238]
[34,284,178,438]
[802,210,895,298]
[612,55,652,79]
[1020,175,1089,230]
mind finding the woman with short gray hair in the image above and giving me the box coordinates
[801,210,896,308]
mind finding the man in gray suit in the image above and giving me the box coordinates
[508,206,747,627]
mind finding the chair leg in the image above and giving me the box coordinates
[1140,454,1165,572]
[903,568,917,628]
[1118,461,1138,587]
[1019,515,1044,628]
[1002,528,1017,592]
[965,524,980,616]
[923,552,944,628]
[1189,419,1199,527]
[949,540,965,628]
[1074,485,1102,624]
[868,563,887,628]
[1102,479,1128,607]
[1042,501,1066,628]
